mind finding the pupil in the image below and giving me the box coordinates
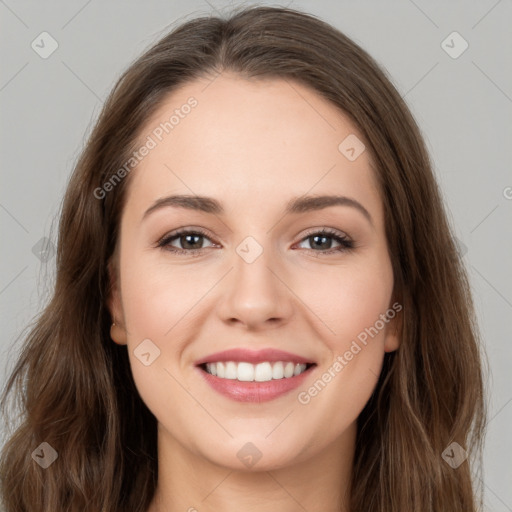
[312,235,331,250]
[183,234,202,249]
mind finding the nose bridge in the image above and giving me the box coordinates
[233,233,279,301]
[217,233,292,327]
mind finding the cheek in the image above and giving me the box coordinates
[120,250,204,339]
[297,257,394,349]
[293,254,394,413]
[122,277,177,333]
[294,267,394,442]
[119,261,196,424]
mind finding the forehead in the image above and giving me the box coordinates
[125,72,381,220]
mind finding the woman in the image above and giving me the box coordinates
[0,5,486,511]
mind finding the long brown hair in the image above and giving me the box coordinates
[0,6,487,511]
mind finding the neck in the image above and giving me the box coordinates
[147,422,355,512]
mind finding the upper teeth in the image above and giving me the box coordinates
[205,361,308,382]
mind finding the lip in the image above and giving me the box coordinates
[194,348,315,366]
[195,363,316,403]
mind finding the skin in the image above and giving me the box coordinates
[108,71,400,512]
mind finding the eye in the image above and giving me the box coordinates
[156,227,354,257]
[295,228,353,256]
[156,228,216,256]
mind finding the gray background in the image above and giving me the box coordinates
[1,0,511,510]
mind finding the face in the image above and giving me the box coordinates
[108,72,400,471]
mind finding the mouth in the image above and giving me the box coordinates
[198,361,316,382]
[194,348,317,403]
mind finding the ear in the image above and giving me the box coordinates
[107,259,127,346]
[383,301,402,353]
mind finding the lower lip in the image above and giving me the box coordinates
[196,365,315,403]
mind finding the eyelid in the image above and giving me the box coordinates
[299,226,350,240]
[156,225,210,237]
[155,226,216,248]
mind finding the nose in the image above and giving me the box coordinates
[216,240,294,331]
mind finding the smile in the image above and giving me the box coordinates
[202,361,312,381]
[194,347,317,402]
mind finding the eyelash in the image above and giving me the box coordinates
[155,227,354,257]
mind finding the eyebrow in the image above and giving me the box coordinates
[142,194,373,225]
